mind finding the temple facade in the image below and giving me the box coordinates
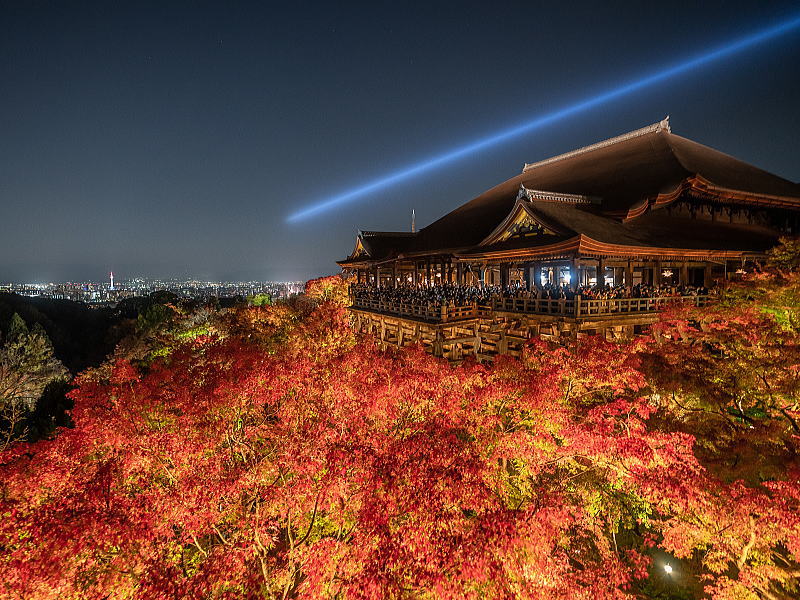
[337,119,800,359]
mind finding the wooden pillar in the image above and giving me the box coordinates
[680,262,689,286]
[597,257,605,287]
[391,262,398,288]
[625,261,634,287]
[456,262,463,285]
[703,264,712,287]
[522,262,531,290]
[569,257,579,291]
[426,260,431,285]
[413,262,419,286]
[533,263,542,291]
[653,260,661,286]
[500,263,509,288]
[376,267,382,288]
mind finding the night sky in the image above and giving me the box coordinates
[2,1,799,283]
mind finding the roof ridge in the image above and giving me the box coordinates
[359,230,417,237]
[517,184,599,205]
[666,133,800,188]
[522,116,671,173]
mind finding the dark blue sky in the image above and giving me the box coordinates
[2,1,799,282]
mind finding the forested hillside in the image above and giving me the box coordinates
[1,254,799,599]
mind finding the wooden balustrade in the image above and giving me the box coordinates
[575,295,709,316]
[490,297,576,315]
[351,294,711,322]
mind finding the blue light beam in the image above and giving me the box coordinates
[287,14,800,223]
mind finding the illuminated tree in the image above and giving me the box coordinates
[304,274,350,306]
[766,235,800,274]
[0,313,69,448]
[1,274,799,599]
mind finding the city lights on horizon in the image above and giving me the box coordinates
[0,276,307,304]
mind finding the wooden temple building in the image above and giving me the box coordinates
[338,118,800,360]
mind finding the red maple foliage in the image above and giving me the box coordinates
[1,273,799,599]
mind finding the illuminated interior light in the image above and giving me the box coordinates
[286,14,800,223]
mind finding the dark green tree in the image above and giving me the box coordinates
[0,313,69,447]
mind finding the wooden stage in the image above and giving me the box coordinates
[349,295,709,362]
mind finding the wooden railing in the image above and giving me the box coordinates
[351,294,711,321]
[351,297,450,321]
[575,295,710,316]
[491,297,576,315]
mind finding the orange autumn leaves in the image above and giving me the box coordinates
[1,273,799,599]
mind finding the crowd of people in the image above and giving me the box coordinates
[351,282,500,307]
[351,282,713,308]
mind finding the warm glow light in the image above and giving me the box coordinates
[662,270,673,278]
[664,564,674,575]
[286,14,800,222]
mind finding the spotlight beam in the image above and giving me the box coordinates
[287,14,800,223]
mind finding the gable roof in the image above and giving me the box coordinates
[339,120,800,264]
[339,231,417,264]
[408,119,800,254]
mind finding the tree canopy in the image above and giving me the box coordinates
[1,271,799,599]
[0,313,69,447]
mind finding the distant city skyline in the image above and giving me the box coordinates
[1,276,304,304]
[1,274,303,285]
[1,1,799,281]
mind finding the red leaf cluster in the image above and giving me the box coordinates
[1,275,799,599]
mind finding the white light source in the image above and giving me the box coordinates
[662,269,673,278]
[663,563,673,575]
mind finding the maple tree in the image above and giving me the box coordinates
[1,254,800,599]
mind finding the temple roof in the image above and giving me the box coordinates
[460,201,780,257]
[339,120,800,263]
[412,119,800,252]
[338,230,417,265]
